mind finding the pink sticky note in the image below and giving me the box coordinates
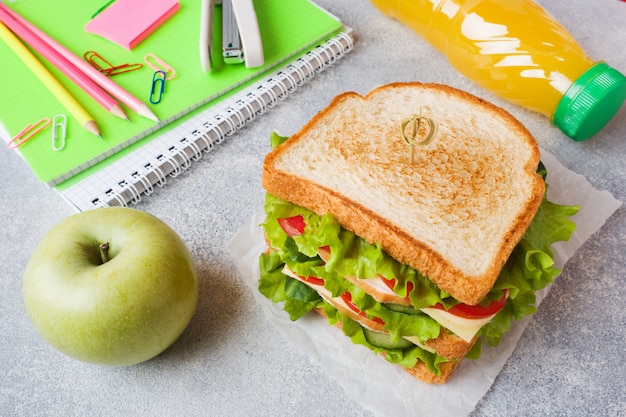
[85,0,180,50]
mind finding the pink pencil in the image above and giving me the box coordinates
[0,7,127,121]
[0,3,159,122]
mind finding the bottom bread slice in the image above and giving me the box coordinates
[313,307,463,384]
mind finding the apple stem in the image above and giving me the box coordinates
[99,242,110,264]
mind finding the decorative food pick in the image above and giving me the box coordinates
[400,110,437,164]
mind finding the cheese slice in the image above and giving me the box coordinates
[419,307,496,343]
[358,276,397,296]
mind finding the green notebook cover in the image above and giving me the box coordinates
[0,0,342,185]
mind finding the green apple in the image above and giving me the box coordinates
[23,207,198,366]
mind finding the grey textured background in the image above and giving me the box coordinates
[1,0,624,416]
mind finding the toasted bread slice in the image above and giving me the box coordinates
[263,82,544,305]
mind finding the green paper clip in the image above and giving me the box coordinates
[52,114,67,151]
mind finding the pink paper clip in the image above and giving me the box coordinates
[8,118,51,149]
[144,53,176,80]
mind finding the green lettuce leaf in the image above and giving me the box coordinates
[479,195,578,347]
[270,131,289,149]
[259,251,323,320]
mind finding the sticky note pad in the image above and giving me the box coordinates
[85,0,180,50]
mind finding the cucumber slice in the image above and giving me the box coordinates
[383,303,421,315]
[363,329,414,350]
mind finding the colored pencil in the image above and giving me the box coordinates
[0,21,101,138]
[0,3,159,122]
[0,6,127,121]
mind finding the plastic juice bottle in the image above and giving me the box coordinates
[370,0,626,141]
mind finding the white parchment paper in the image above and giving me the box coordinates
[227,149,622,417]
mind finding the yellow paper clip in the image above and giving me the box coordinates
[150,70,167,104]
[144,53,176,80]
[8,117,51,149]
[52,114,67,151]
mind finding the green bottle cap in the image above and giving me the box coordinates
[553,62,626,141]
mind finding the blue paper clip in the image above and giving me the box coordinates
[8,117,51,149]
[149,70,167,104]
[52,114,67,151]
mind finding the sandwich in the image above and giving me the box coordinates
[258,82,578,383]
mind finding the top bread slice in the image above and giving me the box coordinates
[262,82,544,305]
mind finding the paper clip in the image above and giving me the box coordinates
[106,62,143,76]
[144,53,176,80]
[83,50,143,76]
[51,114,67,151]
[150,70,167,104]
[8,118,51,149]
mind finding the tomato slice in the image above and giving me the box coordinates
[340,292,385,325]
[431,289,509,319]
[303,275,324,286]
[277,215,306,236]
[290,271,324,286]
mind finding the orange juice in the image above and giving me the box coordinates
[370,0,626,140]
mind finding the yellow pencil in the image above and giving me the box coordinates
[0,21,101,138]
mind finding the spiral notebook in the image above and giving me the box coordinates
[58,30,354,211]
[0,0,354,211]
